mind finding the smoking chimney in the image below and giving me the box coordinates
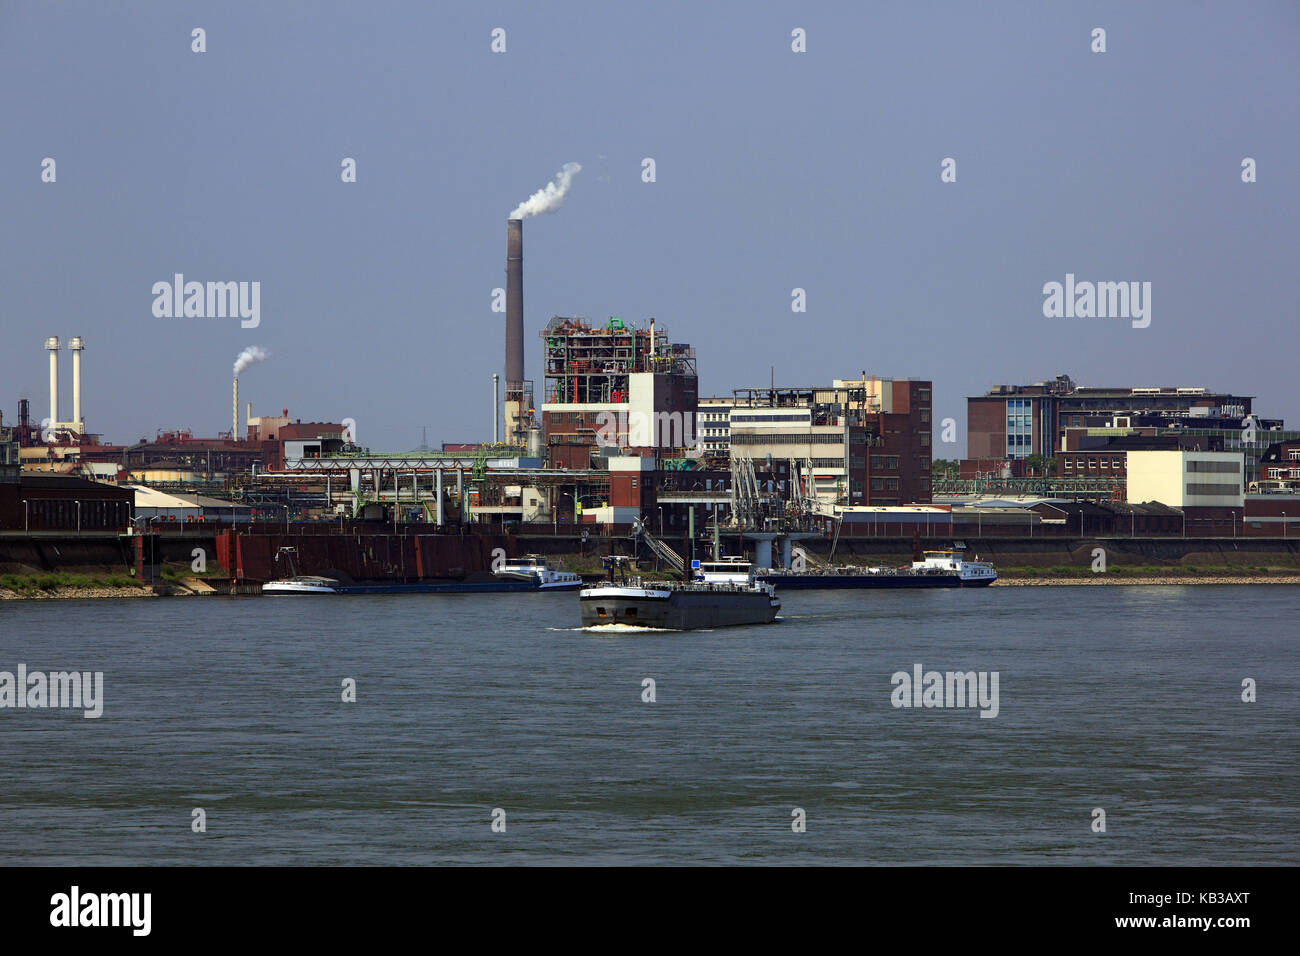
[504,218,525,439]
[45,337,60,426]
[233,378,239,441]
[504,219,525,434]
[68,336,84,433]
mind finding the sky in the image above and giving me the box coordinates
[2,1,1296,457]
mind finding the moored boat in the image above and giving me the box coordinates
[757,549,997,589]
[492,554,583,590]
[262,574,343,594]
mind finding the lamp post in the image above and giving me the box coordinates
[75,500,81,533]
[1283,511,1287,539]
[24,499,29,532]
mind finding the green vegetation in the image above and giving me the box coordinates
[0,572,145,595]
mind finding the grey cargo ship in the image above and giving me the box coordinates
[580,557,780,629]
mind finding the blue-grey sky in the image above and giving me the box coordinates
[2,1,1296,456]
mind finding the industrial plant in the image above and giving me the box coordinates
[3,197,1299,593]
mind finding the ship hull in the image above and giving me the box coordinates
[580,587,780,629]
[758,572,996,590]
[263,579,541,595]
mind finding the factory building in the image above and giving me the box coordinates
[967,375,1277,460]
[697,397,736,458]
[127,486,253,523]
[1126,450,1244,509]
[727,377,932,507]
[0,474,133,532]
[540,316,698,470]
[1254,440,1300,488]
[1055,430,1233,479]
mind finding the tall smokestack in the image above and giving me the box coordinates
[492,372,500,444]
[69,336,84,432]
[233,378,239,441]
[45,336,60,425]
[504,218,524,441]
[506,218,524,389]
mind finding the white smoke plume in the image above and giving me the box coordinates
[509,162,583,219]
[233,345,270,377]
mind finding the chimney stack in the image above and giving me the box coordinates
[506,219,524,387]
[69,336,84,433]
[233,378,239,441]
[504,219,524,439]
[492,372,500,444]
[45,336,60,426]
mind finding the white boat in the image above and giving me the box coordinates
[911,550,998,584]
[262,574,342,594]
[492,555,583,590]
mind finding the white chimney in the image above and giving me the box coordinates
[69,336,85,432]
[45,336,60,425]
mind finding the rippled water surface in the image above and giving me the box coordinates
[1,586,1295,864]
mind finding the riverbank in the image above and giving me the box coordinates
[0,571,218,600]
[995,575,1300,586]
[0,585,156,600]
[0,572,154,600]
[993,566,1300,585]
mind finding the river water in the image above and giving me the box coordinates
[0,586,1295,865]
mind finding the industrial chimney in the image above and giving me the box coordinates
[45,336,60,426]
[68,336,84,433]
[492,372,500,444]
[504,218,524,440]
[233,378,239,441]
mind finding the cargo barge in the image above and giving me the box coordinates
[699,551,997,590]
[580,556,780,629]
